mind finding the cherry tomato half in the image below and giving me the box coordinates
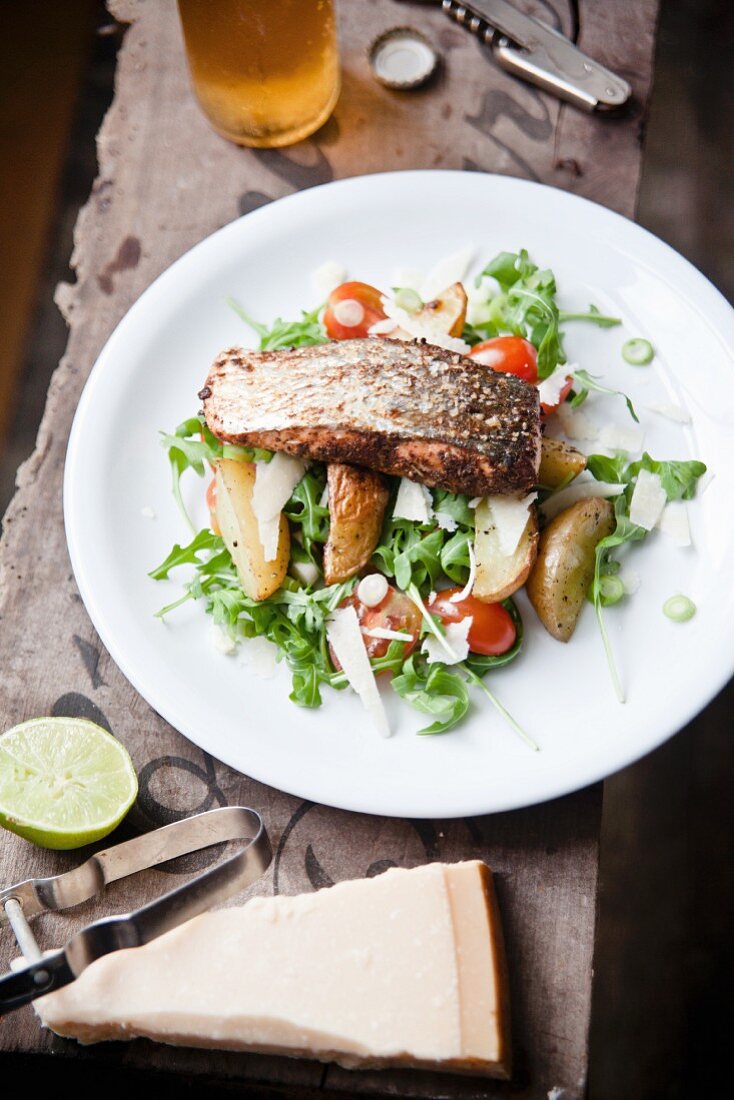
[330,583,422,671]
[206,477,221,535]
[469,336,538,384]
[540,375,573,417]
[323,281,387,340]
[428,588,516,657]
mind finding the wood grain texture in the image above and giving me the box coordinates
[0,0,659,1095]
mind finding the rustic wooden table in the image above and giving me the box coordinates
[0,1,659,1095]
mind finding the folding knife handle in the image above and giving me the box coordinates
[442,0,631,112]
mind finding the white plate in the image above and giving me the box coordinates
[64,171,734,818]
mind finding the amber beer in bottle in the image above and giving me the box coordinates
[177,0,340,148]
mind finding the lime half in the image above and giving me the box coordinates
[0,718,138,849]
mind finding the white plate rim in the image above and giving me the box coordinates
[63,169,734,818]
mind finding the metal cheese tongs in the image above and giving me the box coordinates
[0,806,271,1017]
[403,0,631,111]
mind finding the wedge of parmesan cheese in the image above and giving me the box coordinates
[34,862,511,1078]
[393,478,433,524]
[629,468,667,531]
[326,606,390,738]
[252,454,306,561]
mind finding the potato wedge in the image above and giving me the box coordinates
[473,499,539,603]
[323,463,389,585]
[215,458,289,601]
[538,437,587,490]
[526,497,615,642]
[417,282,467,337]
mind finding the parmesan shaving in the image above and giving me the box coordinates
[537,369,571,408]
[629,469,666,531]
[381,296,471,354]
[362,627,414,643]
[556,402,599,442]
[467,275,500,305]
[468,497,482,509]
[252,454,306,561]
[450,542,476,603]
[420,247,474,301]
[619,568,641,595]
[210,623,237,656]
[327,607,391,738]
[466,300,493,327]
[290,559,320,587]
[422,618,472,666]
[434,510,458,533]
[487,493,537,556]
[598,423,644,454]
[391,266,424,292]
[658,501,691,547]
[368,317,399,336]
[310,260,346,299]
[541,478,624,521]
[241,636,279,679]
[646,401,691,424]
[393,478,433,524]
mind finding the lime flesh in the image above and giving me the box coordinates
[0,718,138,849]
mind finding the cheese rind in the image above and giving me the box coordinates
[35,862,510,1079]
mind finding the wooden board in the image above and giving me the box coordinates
[0,0,658,1095]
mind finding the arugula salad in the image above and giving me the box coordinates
[150,248,707,743]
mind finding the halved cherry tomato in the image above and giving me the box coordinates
[329,583,422,671]
[206,476,221,535]
[428,588,516,657]
[540,375,573,417]
[323,281,387,340]
[469,336,538,384]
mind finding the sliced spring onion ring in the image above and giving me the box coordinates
[598,575,625,605]
[622,338,654,365]
[663,594,696,622]
[392,287,422,313]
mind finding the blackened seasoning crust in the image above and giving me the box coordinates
[201,338,541,497]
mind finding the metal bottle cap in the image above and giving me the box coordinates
[368,27,439,90]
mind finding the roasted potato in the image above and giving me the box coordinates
[538,437,587,490]
[526,497,615,642]
[388,283,468,342]
[215,458,289,601]
[473,499,539,603]
[417,282,468,337]
[323,463,389,585]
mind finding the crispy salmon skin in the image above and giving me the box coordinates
[199,338,540,497]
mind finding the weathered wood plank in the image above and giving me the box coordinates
[0,0,658,1095]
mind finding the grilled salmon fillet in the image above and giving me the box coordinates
[199,339,540,497]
